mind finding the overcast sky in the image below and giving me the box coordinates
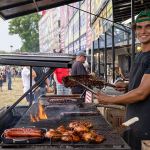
[0,18,22,52]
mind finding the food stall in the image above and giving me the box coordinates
[1,0,150,149]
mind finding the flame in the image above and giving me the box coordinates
[30,114,35,122]
[38,103,47,119]
[30,103,47,122]
[35,115,40,122]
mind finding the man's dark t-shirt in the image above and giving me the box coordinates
[71,61,87,94]
[134,51,150,74]
[33,67,46,87]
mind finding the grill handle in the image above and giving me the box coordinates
[50,135,74,145]
[80,89,86,98]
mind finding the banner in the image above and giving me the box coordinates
[69,43,73,54]
[91,0,105,23]
[95,18,99,40]
[80,34,86,51]
[91,0,113,38]
[87,0,92,48]
[74,39,79,53]
[68,3,74,21]
[38,9,55,53]
[65,46,68,54]
[60,6,65,52]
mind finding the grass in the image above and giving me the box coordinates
[0,77,28,109]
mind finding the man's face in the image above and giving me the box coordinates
[136,17,150,44]
[81,56,86,63]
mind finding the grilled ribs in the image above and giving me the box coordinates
[62,75,103,88]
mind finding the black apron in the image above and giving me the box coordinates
[123,51,150,150]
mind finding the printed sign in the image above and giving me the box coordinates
[80,34,86,51]
[69,43,73,54]
[65,46,68,54]
[74,39,79,53]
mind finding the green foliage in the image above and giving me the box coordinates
[0,51,10,54]
[8,13,42,52]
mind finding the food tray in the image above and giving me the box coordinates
[1,127,47,144]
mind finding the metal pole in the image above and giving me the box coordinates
[92,41,95,72]
[105,32,107,82]
[112,25,115,82]
[30,67,32,106]
[127,33,131,72]
[98,38,100,77]
[0,68,56,121]
[131,0,135,63]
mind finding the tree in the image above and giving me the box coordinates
[8,13,42,52]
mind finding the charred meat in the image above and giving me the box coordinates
[45,130,61,141]
[82,133,97,143]
[57,126,67,134]
[61,132,81,143]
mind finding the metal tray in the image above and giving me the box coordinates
[0,54,76,62]
[39,94,84,105]
[39,94,82,99]
[1,127,47,144]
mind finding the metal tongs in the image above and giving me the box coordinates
[89,78,116,88]
[68,76,97,95]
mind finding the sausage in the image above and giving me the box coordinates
[4,128,43,133]
[5,131,42,137]
[4,128,43,137]
[5,136,41,139]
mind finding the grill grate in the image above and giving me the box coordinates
[1,103,129,149]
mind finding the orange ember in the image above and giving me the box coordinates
[38,103,47,119]
[30,114,35,122]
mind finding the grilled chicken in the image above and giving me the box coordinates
[89,129,100,136]
[68,122,83,129]
[56,126,66,134]
[49,129,56,132]
[82,133,97,143]
[94,135,106,143]
[74,125,89,137]
[61,132,81,142]
[84,122,93,128]
[45,130,61,141]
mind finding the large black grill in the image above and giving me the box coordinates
[0,103,130,149]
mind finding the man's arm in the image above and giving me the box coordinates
[54,74,58,84]
[7,68,12,73]
[26,67,37,78]
[46,78,49,92]
[96,74,150,105]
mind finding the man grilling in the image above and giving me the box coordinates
[96,10,150,150]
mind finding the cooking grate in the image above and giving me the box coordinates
[0,103,129,149]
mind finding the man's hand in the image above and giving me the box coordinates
[95,92,111,105]
[90,72,95,76]
[114,82,128,92]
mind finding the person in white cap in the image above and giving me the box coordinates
[71,51,94,96]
